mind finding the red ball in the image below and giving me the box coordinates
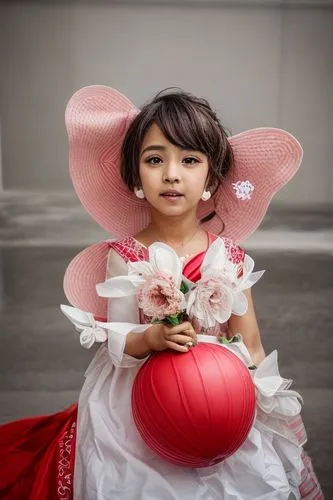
[132,343,256,468]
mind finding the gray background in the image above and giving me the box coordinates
[0,0,332,498]
[0,0,332,205]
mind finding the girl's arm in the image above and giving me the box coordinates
[228,288,266,367]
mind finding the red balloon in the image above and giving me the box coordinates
[132,343,256,468]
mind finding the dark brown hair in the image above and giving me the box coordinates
[120,88,233,197]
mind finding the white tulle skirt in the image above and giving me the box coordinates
[73,337,310,500]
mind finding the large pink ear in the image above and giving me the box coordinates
[63,241,112,321]
[65,85,148,236]
[215,128,303,243]
[65,85,138,147]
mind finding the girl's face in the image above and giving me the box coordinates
[139,123,209,217]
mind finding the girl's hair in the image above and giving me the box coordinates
[120,88,233,197]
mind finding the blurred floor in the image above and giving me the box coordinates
[0,191,332,497]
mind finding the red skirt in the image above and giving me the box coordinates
[0,404,77,500]
[0,405,324,499]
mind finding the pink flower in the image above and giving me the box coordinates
[136,272,186,320]
[186,275,234,329]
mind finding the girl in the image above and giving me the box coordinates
[0,86,324,499]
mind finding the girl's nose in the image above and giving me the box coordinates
[162,161,180,183]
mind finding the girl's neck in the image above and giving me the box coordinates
[146,212,200,248]
[135,211,206,252]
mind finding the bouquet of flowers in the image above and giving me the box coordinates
[96,238,264,332]
[97,242,191,327]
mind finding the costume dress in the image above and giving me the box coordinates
[0,233,324,500]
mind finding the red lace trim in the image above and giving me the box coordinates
[56,420,76,499]
[109,236,147,263]
[223,237,245,265]
[110,235,245,266]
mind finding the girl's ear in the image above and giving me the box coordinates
[134,187,145,199]
[206,177,220,197]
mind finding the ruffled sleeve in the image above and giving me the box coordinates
[104,248,151,367]
[61,247,151,369]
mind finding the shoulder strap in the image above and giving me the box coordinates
[109,236,147,263]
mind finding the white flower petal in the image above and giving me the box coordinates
[232,291,249,316]
[243,254,255,275]
[212,302,233,324]
[236,254,255,287]
[204,309,217,328]
[96,275,143,297]
[148,242,182,287]
[186,289,197,315]
[193,296,206,321]
[127,260,154,276]
[201,237,227,275]
[241,270,265,290]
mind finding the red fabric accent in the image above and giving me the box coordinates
[287,417,325,499]
[0,404,77,499]
[182,232,218,282]
[299,451,325,499]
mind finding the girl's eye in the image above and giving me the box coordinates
[183,157,200,165]
[146,156,162,165]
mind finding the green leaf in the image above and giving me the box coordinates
[180,281,189,294]
[217,334,241,344]
[166,315,181,326]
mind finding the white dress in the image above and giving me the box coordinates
[71,242,306,500]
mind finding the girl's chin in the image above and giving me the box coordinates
[146,197,198,217]
[150,204,190,217]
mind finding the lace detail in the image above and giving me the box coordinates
[57,420,76,499]
[222,237,245,280]
[223,237,245,265]
[110,236,147,263]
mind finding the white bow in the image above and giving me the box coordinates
[253,350,303,418]
[60,305,107,349]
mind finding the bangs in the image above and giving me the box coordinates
[153,98,212,155]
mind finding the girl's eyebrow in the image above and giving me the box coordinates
[141,145,166,155]
[141,144,202,155]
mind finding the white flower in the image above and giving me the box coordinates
[186,237,265,329]
[232,180,254,200]
[96,242,186,299]
[186,275,234,328]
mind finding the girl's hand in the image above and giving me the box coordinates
[144,321,197,353]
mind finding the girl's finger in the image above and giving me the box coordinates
[165,323,197,341]
[165,340,190,353]
[165,328,197,343]
[167,334,194,345]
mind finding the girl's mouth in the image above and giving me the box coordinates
[160,192,184,201]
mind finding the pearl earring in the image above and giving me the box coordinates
[134,187,145,199]
[201,190,211,201]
